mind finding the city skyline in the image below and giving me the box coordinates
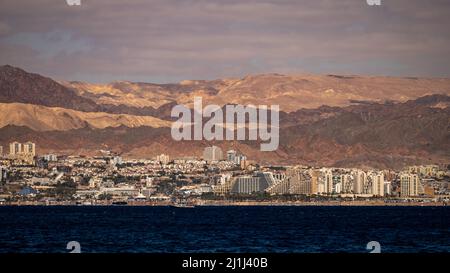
[0,141,447,203]
[1,0,449,258]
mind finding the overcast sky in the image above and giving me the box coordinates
[0,0,449,83]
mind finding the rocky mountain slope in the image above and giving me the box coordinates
[0,102,170,131]
[65,73,450,112]
[0,65,449,169]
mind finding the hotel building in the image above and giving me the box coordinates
[400,173,420,197]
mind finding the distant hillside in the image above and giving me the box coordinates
[0,92,448,169]
[0,65,449,169]
[66,72,450,112]
[0,65,99,112]
[2,65,450,114]
[0,102,170,131]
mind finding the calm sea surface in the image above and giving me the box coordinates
[0,206,448,253]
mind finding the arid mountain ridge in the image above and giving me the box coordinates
[2,64,450,114]
[0,65,449,169]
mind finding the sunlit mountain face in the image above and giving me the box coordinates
[0,65,449,169]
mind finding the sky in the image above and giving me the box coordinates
[0,0,449,83]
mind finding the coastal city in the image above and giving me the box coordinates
[0,141,449,206]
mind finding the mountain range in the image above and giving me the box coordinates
[0,64,449,169]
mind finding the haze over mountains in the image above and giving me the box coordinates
[0,65,449,169]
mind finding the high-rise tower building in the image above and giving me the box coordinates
[400,173,420,197]
[23,141,36,157]
[371,172,385,196]
[9,142,22,155]
[203,146,223,162]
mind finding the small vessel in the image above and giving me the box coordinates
[171,198,195,208]
[112,201,128,205]
[171,203,195,208]
[134,192,147,201]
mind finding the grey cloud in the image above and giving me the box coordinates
[0,0,449,82]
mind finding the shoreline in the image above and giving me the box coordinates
[1,201,448,207]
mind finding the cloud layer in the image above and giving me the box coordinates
[1,0,449,82]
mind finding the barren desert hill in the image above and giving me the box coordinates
[65,73,450,112]
[0,65,449,169]
[2,65,450,115]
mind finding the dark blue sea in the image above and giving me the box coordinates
[0,206,449,253]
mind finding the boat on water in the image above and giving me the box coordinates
[170,196,195,208]
[112,201,128,205]
[134,192,147,201]
[171,203,195,208]
[76,201,93,206]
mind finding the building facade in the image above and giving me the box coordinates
[400,173,420,197]
[370,172,385,196]
[156,154,170,164]
[203,146,223,162]
[9,141,36,164]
